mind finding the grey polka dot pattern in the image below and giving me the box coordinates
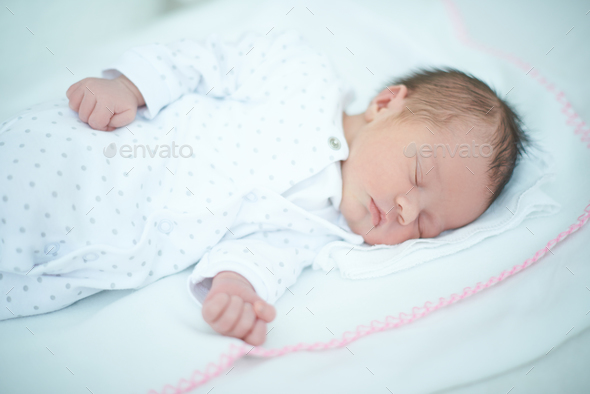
[0,29,364,321]
[188,157,364,306]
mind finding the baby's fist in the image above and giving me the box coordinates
[65,75,144,132]
[201,271,276,346]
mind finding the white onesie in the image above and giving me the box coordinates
[0,29,365,321]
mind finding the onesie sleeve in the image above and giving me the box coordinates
[100,29,313,120]
[186,229,341,307]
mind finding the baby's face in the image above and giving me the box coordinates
[340,86,492,246]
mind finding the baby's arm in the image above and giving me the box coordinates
[202,271,276,346]
[188,227,341,345]
[67,29,309,130]
[66,32,261,130]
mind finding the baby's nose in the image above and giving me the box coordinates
[395,196,419,225]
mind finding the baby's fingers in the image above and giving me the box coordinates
[66,80,83,99]
[78,91,97,124]
[254,300,276,323]
[67,85,85,113]
[211,295,244,334]
[243,319,267,347]
[88,100,116,131]
[228,302,256,339]
[202,293,230,323]
[107,108,136,129]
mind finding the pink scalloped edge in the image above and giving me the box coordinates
[147,2,590,392]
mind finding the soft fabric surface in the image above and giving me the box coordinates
[1,0,589,393]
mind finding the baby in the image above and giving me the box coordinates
[2,30,528,347]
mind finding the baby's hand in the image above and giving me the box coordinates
[202,271,276,346]
[65,75,145,132]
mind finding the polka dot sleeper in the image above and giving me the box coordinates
[0,29,364,321]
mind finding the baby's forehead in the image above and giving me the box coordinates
[402,120,494,173]
[409,117,495,143]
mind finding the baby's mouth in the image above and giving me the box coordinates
[369,197,385,227]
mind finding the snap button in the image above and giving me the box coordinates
[244,192,258,202]
[158,219,174,234]
[44,242,60,255]
[328,136,341,150]
[83,253,99,262]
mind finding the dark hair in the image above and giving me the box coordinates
[385,66,531,207]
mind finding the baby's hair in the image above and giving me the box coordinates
[385,66,531,207]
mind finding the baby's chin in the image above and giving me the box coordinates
[346,215,414,246]
[341,210,378,243]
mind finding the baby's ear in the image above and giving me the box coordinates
[384,84,408,100]
[367,85,408,122]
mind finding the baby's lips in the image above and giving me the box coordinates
[369,198,381,227]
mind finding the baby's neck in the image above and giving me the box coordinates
[342,112,367,149]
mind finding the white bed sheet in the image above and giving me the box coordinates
[1,0,589,393]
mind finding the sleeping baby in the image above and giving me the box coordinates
[0,29,528,346]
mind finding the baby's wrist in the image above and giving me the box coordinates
[115,74,145,107]
[213,271,254,289]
